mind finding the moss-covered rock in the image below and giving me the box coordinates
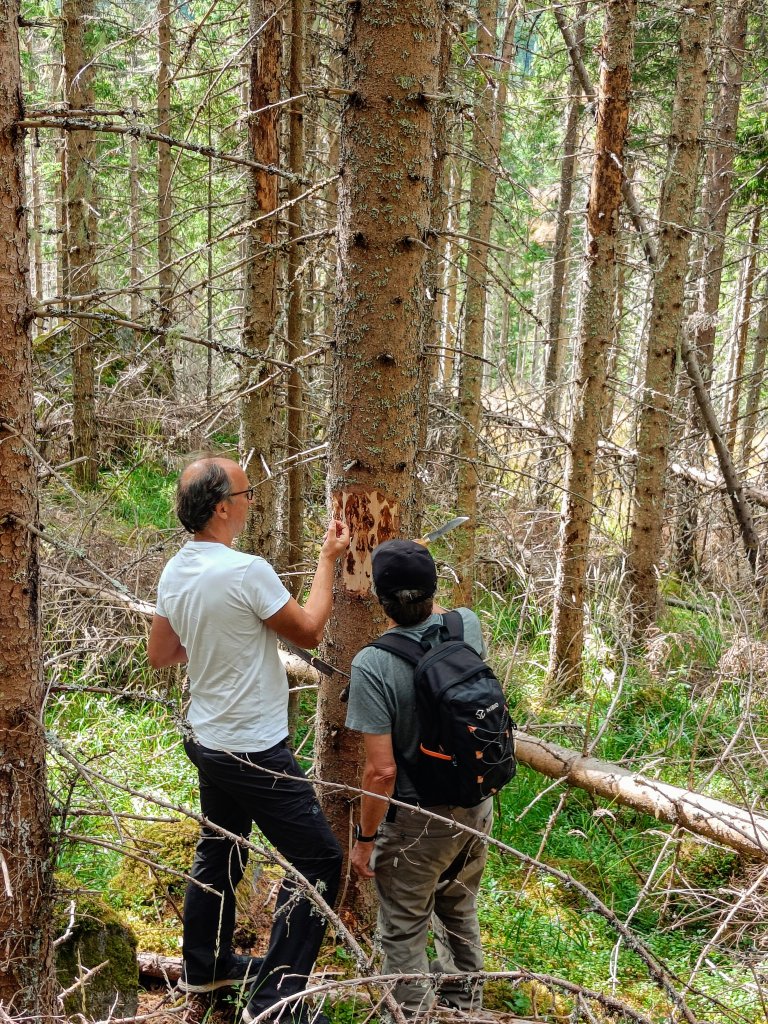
[107,817,200,910]
[55,872,139,1018]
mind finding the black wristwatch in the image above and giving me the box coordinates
[354,823,377,843]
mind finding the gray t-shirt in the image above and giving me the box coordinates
[345,609,485,802]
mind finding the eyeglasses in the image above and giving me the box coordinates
[229,486,255,501]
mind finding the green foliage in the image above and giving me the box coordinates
[734,111,768,204]
[99,462,178,530]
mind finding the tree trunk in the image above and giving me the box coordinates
[675,0,748,570]
[547,0,636,694]
[63,0,99,487]
[452,0,500,606]
[535,8,585,506]
[317,0,441,917]
[0,1,56,1011]
[725,209,761,455]
[691,0,748,381]
[286,0,305,591]
[543,4,585,425]
[25,30,43,308]
[284,0,306,738]
[440,162,462,391]
[156,0,175,390]
[515,732,768,861]
[129,92,142,323]
[680,334,766,602]
[740,277,768,470]
[240,0,282,561]
[626,0,712,639]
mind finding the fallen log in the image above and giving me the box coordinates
[515,731,768,860]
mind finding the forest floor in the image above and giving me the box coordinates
[45,467,768,1023]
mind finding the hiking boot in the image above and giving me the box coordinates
[178,953,264,993]
[241,999,329,1024]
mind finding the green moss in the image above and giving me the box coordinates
[55,871,138,1018]
[677,839,738,888]
[108,817,200,909]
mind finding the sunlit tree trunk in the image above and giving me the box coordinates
[317,0,441,916]
[740,278,768,471]
[627,0,712,639]
[543,3,585,424]
[725,209,761,455]
[63,0,99,487]
[452,0,500,605]
[0,1,56,1011]
[675,2,747,573]
[547,0,636,694]
[441,162,462,391]
[691,0,748,381]
[240,0,281,560]
[156,0,175,390]
[286,0,305,590]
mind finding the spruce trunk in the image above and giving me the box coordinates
[317,0,441,916]
[627,0,711,639]
[547,0,636,694]
[0,1,56,1010]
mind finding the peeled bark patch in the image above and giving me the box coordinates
[333,489,400,596]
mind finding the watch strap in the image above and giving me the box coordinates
[354,824,377,842]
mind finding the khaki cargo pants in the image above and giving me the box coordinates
[371,797,493,1014]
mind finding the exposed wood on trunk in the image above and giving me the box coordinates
[547,0,636,693]
[0,0,56,1009]
[516,732,768,860]
[551,3,655,265]
[627,0,712,639]
[319,0,441,918]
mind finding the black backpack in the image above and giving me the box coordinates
[368,610,516,807]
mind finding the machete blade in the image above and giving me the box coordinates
[419,515,470,545]
[280,639,350,679]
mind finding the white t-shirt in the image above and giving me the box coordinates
[155,541,291,751]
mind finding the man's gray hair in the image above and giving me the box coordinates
[176,461,232,533]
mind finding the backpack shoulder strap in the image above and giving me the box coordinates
[368,632,423,666]
[442,609,465,641]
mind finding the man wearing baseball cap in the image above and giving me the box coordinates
[344,539,493,1019]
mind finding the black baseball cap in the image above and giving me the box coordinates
[371,540,437,599]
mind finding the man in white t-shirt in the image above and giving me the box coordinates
[148,456,349,1024]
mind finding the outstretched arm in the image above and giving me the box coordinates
[264,519,349,647]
